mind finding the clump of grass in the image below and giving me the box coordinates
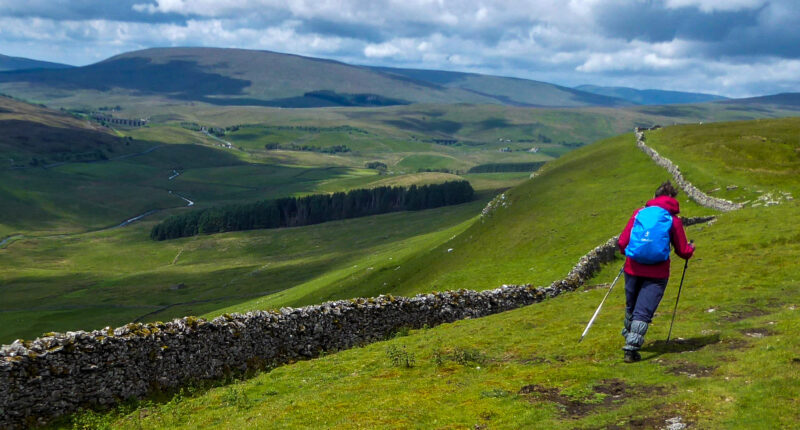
[480,388,509,399]
[393,325,411,338]
[71,408,113,430]
[429,345,487,367]
[431,346,445,367]
[222,385,253,410]
[386,344,416,368]
[450,347,487,366]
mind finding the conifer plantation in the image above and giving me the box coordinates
[150,181,475,240]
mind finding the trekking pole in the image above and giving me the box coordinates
[666,256,690,343]
[578,265,625,343]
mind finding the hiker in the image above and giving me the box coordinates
[617,181,695,362]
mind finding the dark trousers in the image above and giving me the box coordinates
[624,274,669,323]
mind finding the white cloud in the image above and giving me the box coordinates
[664,0,765,13]
[364,42,401,58]
[0,0,796,97]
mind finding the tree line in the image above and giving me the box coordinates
[150,181,475,241]
[467,162,546,173]
[264,142,351,154]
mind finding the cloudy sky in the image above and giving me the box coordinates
[0,0,797,97]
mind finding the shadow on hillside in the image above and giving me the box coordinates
[639,334,721,361]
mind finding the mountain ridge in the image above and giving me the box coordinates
[0,47,629,108]
[0,53,72,72]
[575,84,728,105]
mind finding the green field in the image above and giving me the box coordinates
[0,197,490,344]
[60,116,800,429]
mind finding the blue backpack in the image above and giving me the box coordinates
[625,206,673,264]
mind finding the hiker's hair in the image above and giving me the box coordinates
[654,181,678,198]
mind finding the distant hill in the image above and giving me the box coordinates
[575,85,727,105]
[720,92,800,108]
[0,47,628,108]
[0,53,72,72]
[0,95,122,161]
[371,67,631,108]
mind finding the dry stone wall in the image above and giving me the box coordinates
[2,237,622,428]
[635,128,743,212]
[0,210,715,428]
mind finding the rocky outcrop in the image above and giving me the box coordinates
[635,129,743,212]
[1,236,621,428]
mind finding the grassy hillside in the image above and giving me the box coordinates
[214,130,710,315]
[70,117,800,429]
[0,197,493,344]
[2,94,798,340]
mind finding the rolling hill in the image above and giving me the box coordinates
[0,47,628,109]
[371,67,631,107]
[575,85,728,105]
[719,92,800,108]
[0,53,72,72]
[2,92,798,343]
[56,117,800,429]
[0,95,122,160]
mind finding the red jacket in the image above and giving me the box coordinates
[618,195,694,278]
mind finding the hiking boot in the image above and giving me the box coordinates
[624,350,641,363]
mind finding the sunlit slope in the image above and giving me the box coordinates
[643,117,800,203]
[212,131,710,315]
[97,118,800,429]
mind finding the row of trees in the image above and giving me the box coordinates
[467,161,546,173]
[151,181,475,241]
[365,161,388,171]
[264,143,351,154]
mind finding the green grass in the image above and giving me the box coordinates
[203,128,710,316]
[644,118,800,204]
[304,133,708,297]
[0,198,487,343]
[67,117,800,429]
[395,153,464,171]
